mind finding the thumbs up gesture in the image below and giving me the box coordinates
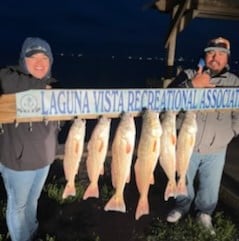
[191,58,216,88]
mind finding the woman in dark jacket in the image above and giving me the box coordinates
[0,37,59,241]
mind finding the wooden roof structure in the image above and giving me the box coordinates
[152,0,239,77]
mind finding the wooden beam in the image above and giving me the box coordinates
[0,94,16,123]
[165,0,191,48]
[178,9,198,32]
[154,0,179,12]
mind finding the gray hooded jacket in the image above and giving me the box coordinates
[169,68,239,154]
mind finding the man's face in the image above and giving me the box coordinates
[205,50,228,73]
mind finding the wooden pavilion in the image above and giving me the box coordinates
[152,0,239,77]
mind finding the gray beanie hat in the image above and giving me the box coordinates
[19,37,53,77]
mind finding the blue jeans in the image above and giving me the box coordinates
[175,149,226,215]
[0,164,50,241]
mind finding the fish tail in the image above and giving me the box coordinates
[104,194,126,213]
[164,180,177,201]
[135,196,149,220]
[62,183,76,199]
[176,177,188,196]
[83,183,99,200]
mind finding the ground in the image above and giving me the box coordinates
[36,159,173,241]
[38,157,239,241]
[0,150,238,241]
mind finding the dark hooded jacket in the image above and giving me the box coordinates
[0,37,59,170]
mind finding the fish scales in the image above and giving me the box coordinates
[104,112,136,213]
[160,111,177,201]
[83,116,111,200]
[134,110,162,220]
[62,118,86,199]
[176,111,197,196]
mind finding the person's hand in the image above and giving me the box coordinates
[46,85,52,89]
[191,67,215,88]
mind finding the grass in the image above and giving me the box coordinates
[41,174,239,241]
[0,168,239,241]
[143,212,239,241]
[43,175,85,204]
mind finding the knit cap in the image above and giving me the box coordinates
[20,37,53,63]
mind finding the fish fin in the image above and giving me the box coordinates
[134,160,140,189]
[111,161,116,188]
[83,183,99,200]
[172,135,177,145]
[98,139,104,152]
[62,183,76,199]
[100,166,104,176]
[74,140,79,154]
[189,136,195,146]
[152,140,157,152]
[126,143,131,154]
[135,196,149,220]
[164,180,177,201]
[134,159,139,172]
[126,173,131,183]
[104,194,126,213]
[176,178,188,196]
[150,174,155,185]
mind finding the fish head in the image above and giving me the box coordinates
[143,109,159,121]
[73,118,86,130]
[120,112,135,125]
[98,116,111,126]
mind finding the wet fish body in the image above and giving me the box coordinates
[160,111,177,201]
[176,111,197,196]
[83,116,111,200]
[104,112,136,213]
[62,118,86,199]
[134,110,162,220]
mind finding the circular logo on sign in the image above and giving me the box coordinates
[20,94,38,113]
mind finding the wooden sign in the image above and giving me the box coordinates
[0,88,239,124]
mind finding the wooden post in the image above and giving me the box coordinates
[164,5,178,86]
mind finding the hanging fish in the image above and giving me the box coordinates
[134,109,162,220]
[83,116,111,200]
[160,111,177,201]
[104,112,136,213]
[176,111,197,196]
[62,118,86,199]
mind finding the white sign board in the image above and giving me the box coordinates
[16,88,239,118]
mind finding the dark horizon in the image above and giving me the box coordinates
[1,1,239,65]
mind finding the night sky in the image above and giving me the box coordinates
[1,0,239,64]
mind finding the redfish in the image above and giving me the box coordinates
[176,111,197,196]
[160,111,177,201]
[83,116,111,200]
[134,109,162,220]
[62,118,86,199]
[104,112,136,213]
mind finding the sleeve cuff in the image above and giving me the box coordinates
[185,79,194,88]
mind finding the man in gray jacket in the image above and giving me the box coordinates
[166,37,239,235]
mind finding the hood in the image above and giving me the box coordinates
[19,37,53,79]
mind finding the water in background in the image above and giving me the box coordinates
[53,55,239,89]
[53,55,176,89]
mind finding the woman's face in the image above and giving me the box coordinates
[25,52,50,79]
